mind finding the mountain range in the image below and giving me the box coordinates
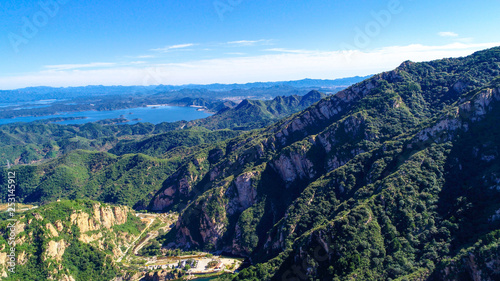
[1,48,500,280]
[0,77,370,103]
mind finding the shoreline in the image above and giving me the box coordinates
[0,104,214,126]
[146,103,216,115]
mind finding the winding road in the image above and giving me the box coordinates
[117,216,155,263]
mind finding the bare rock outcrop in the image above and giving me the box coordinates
[233,171,259,210]
[70,203,129,233]
[44,240,67,261]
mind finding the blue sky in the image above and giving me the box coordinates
[1,0,500,89]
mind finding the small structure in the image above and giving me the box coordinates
[214,261,224,271]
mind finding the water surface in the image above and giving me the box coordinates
[0,105,212,125]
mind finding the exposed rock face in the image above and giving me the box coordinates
[70,211,93,233]
[59,275,76,281]
[169,73,406,254]
[417,87,500,143]
[271,152,315,184]
[0,252,7,278]
[416,116,463,142]
[79,232,103,244]
[142,270,179,281]
[70,203,129,233]
[269,75,386,148]
[0,200,143,281]
[468,88,500,120]
[99,205,128,229]
[465,254,483,281]
[157,49,500,281]
[152,174,195,211]
[173,85,500,257]
[17,251,27,266]
[440,251,500,281]
[33,213,43,221]
[46,223,59,237]
[54,220,64,232]
[233,171,258,210]
[44,240,67,261]
[199,214,226,248]
[15,222,25,236]
[151,157,209,211]
[152,184,176,211]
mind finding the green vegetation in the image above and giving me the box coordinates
[113,212,144,235]
[165,47,500,281]
[190,91,326,130]
[0,121,181,164]
[207,260,220,268]
[0,199,145,280]
[2,48,500,280]
[140,239,162,256]
[0,150,181,208]
[109,127,240,157]
[63,241,119,281]
[0,89,323,166]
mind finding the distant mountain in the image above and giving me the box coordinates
[154,77,372,92]
[0,76,370,103]
[167,97,238,112]
[187,90,327,130]
[0,90,325,165]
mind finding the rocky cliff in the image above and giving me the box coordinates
[155,48,500,280]
[0,200,145,280]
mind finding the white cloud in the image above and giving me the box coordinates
[265,48,314,54]
[136,55,155,59]
[44,62,116,71]
[2,42,499,89]
[151,43,196,52]
[226,39,272,46]
[457,37,474,43]
[438,31,459,37]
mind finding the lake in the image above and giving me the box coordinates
[0,105,212,125]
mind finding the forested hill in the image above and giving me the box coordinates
[0,91,326,166]
[188,90,327,130]
[152,47,500,281]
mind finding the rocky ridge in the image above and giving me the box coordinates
[153,48,500,280]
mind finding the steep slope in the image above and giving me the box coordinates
[0,150,183,209]
[154,47,500,280]
[0,127,240,209]
[0,200,146,280]
[187,91,327,130]
[109,127,240,157]
[253,81,500,281]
